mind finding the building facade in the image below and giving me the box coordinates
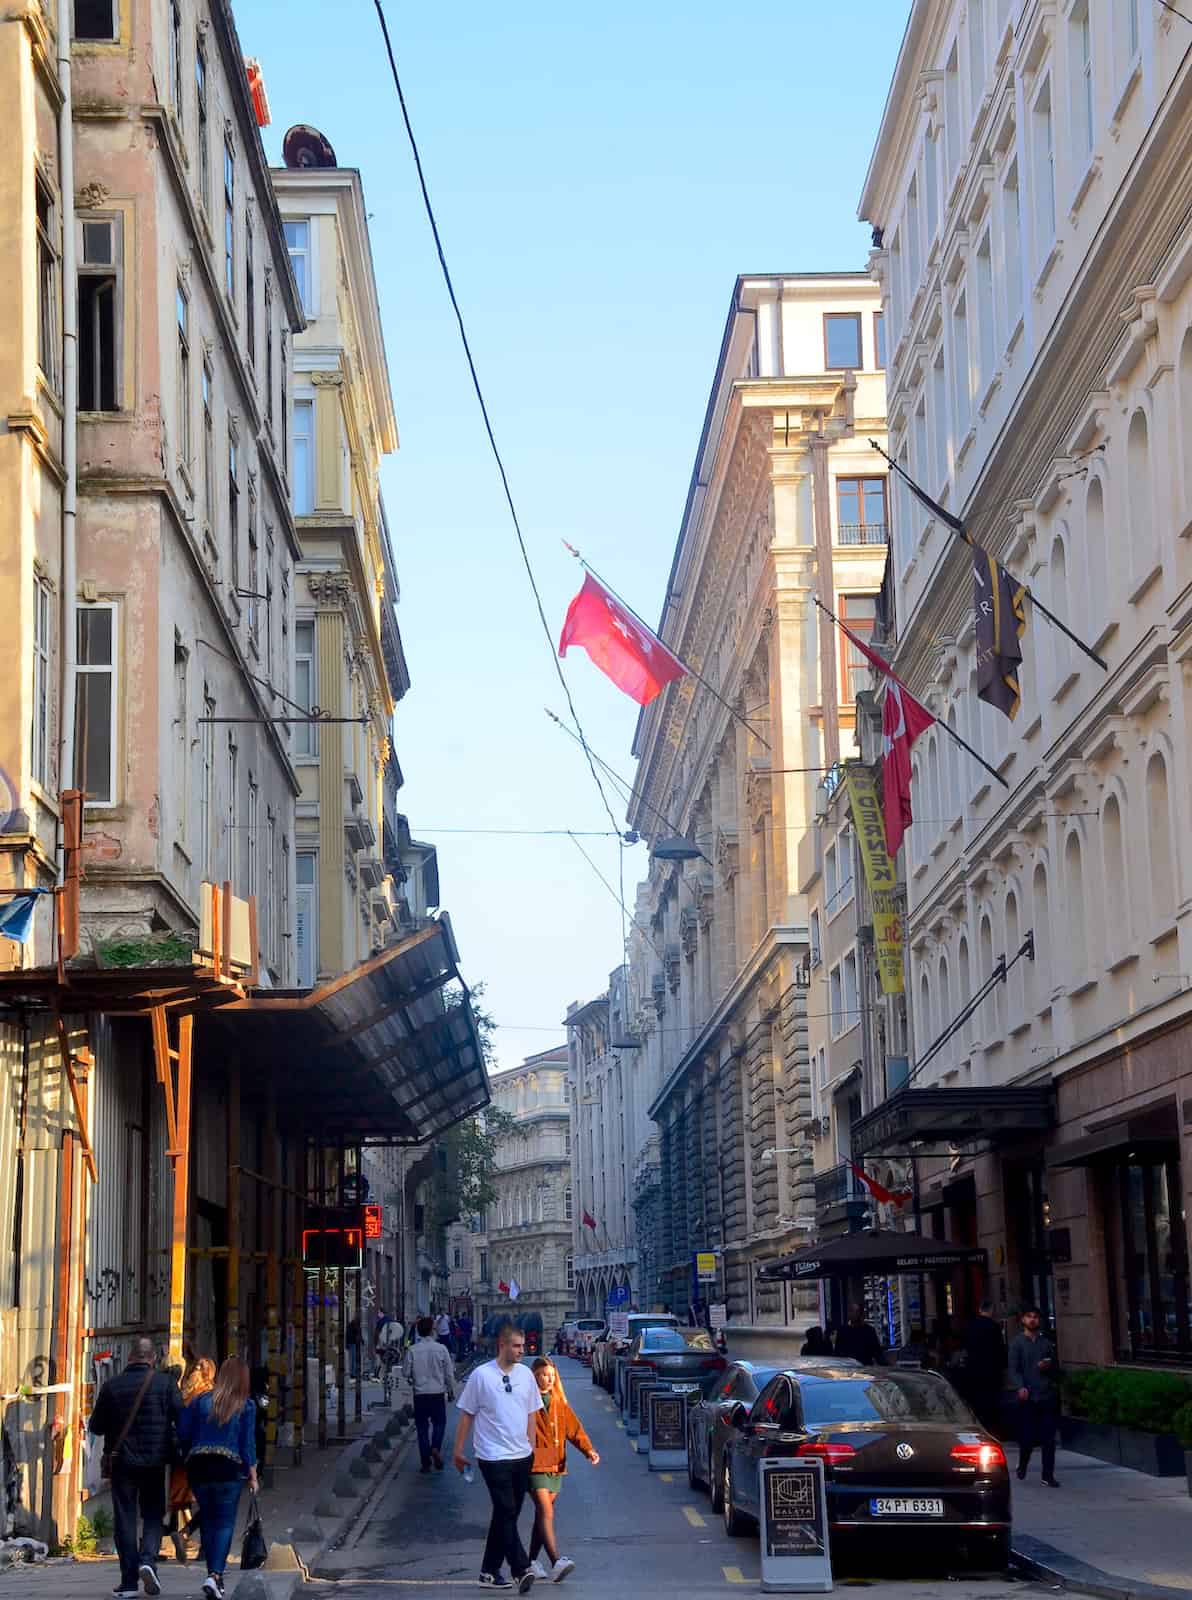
[626,273,890,1324]
[858,0,1192,1365]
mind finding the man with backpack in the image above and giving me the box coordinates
[89,1336,183,1598]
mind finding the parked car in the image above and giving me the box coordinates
[593,1312,679,1392]
[625,1326,727,1393]
[721,1366,1011,1567]
[516,1311,544,1356]
[558,1317,605,1358]
[687,1361,780,1506]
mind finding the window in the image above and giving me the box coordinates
[453,1246,462,1270]
[75,603,117,806]
[195,43,209,213]
[173,638,187,843]
[176,283,191,472]
[1032,78,1055,257]
[924,132,939,244]
[280,836,290,979]
[842,948,859,1028]
[944,43,961,177]
[201,359,214,540]
[1001,161,1022,335]
[951,289,971,434]
[810,909,821,968]
[292,398,314,513]
[200,686,215,877]
[836,478,887,545]
[1110,1151,1190,1361]
[73,0,116,40]
[78,216,120,412]
[280,332,289,472]
[931,346,948,487]
[565,1253,575,1293]
[975,231,995,392]
[247,487,259,648]
[226,736,237,880]
[873,310,886,369]
[839,593,877,700]
[247,773,258,901]
[36,175,59,390]
[265,529,275,676]
[478,1249,489,1282]
[564,1186,573,1221]
[968,0,986,112]
[245,213,256,368]
[906,177,921,290]
[32,574,53,791]
[294,620,317,757]
[227,436,240,591]
[824,313,862,370]
[829,963,844,1036]
[169,0,182,125]
[264,807,276,965]
[1071,3,1094,157]
[284,220,311,314]
[264,281,274,427]
[295,850,317,987]
[223,137,235,298]
[1146,754,1174,928]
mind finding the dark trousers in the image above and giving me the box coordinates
[111,1462,166,1590]
[1017,1398,1058,1478]
[478,1455,532,1579]
[192,1478,244,1577]
[413,1393,447,1467]
[968,1383,1003,1438]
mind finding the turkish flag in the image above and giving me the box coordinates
[558,573,687,706]
[497,1280,510,1295]
[582,1210,598,1231]
[849,1161,913,1209]
[835,620,935,858]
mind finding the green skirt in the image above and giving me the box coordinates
[529,1472,563,1492]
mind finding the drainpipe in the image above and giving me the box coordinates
[57,0,78,806]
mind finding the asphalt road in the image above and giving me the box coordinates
[303,1357,1046,1598]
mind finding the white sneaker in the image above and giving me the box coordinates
[528,1560,549,1580]
[551,1557,576,1583]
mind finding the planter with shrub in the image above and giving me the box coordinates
[1061,1368,1192,1478]
[1174,1399,1192,1496]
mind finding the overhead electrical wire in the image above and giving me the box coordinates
[370,0,624,846]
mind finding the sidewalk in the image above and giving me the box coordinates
[0,1376,417,1600]
[1012,1448,1192,1600]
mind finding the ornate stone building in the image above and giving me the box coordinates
[626,273,890,1324]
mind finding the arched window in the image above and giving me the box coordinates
[1102,793,1128,953]
[1127,408,1157,582]
[937,955,951,1067]
[1049,535,1071,692]
[1065,832,1088,986]
[1180,329,1192,508]
[1147,752,1175,928]
[926,734,940,841]
[565,1253,575,1293]
[1005,890,1023,1022]
[979,913,999,1038]
[945,708,960,818]
[1086,478,1108,638]
[919,970,932,1056]
[957,935,972,1049]
[1031,863,1049,1015]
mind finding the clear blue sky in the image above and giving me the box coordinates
[241,1,911,1069]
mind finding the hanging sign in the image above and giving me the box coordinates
[759,1455,833,1592]
[845,766,904,995]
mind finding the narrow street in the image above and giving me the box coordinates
[305,1360,1043,1599]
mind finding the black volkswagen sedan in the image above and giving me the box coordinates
[722,1367,1011,1567]
[687,1362,779,1507]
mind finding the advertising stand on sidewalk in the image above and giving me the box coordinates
[646,1388,687,1471]
[634,1382,668,1455]
[625,1368,652,1436]
[758,1455,833,1593]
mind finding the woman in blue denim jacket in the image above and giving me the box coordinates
[178,1356,258,1600]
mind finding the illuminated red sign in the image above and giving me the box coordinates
[302,1228,363,1270]
[362,1203,383,1239]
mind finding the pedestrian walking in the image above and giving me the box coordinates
[404,1316,456,1473]
[964,1298,1008,1436]
[834,1303,885,1365]
[800,1326,831,1356]
[88,1335,182,1598]
[178,1356,259,1599]
[459,1312,473,1357]
[435,1309,453,1353]
[346,1315,362,1380]
[1009,1305,1061,1487]
[453,1321,543,1593]
[167,1354,216,1562]
[525,1358,599,1584]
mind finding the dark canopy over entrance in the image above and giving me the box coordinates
[758,1229,987,1282]
[851,1085,1055,1159]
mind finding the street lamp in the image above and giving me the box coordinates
[651,836,709,863]
[761,1145,808,1164]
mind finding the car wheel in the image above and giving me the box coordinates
[709,1448,724,1512]
[723,1458,747,1537]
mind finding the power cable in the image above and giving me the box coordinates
[1155,0,1192,26]
[370,0,623,842]
[566,832,664,962]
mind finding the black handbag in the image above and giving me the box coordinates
[241,1493,268,1571]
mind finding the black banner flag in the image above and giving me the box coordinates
[974,546,1027,720]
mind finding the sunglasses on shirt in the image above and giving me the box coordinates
[501,1375,513,1393]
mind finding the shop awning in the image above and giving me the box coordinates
[851,1085,1055,1159]
[758,1229,987,1282]
[212,915,490,1144]
[1046,1106,1180,1169]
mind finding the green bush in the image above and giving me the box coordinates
[1062,1367,1192,1432]
[90,1506,113,1540]
[1173,1400,1192,1449]
[72,1515,97,1554]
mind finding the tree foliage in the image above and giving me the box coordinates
[433,982,514,1221]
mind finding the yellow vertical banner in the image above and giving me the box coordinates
[844,766,905,996]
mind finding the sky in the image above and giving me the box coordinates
[239,0,912,1070]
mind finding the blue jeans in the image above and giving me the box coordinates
[193,1478,244,1576]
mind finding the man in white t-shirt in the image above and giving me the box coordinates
[453,1323,542,1592]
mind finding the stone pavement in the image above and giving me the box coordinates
[0,1376,418,1600]
[1011,1447,1192,1600]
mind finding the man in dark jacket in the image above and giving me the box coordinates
[1008,1305,1060,1486]
[89,1337,182,1597]
[835,1303,885,1365]
[964,1299,1007,1435]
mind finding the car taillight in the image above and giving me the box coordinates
[796,1440,856,1465]
[951,1442,1006,1472]
[630,1358,656,1368]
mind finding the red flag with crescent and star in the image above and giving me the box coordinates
[582,1210,598,1231]
[848,1161,913,1209]
[558,573,688,706]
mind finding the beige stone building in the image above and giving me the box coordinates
[625,273,889,1323]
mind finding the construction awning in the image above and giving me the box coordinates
[851,1085,1055,1159]
[758,1229,987,1282]
[211,915,490,1144]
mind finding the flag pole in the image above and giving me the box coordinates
[867,441,1108,672]
[562,542,772,749]
[812,596,1009,791]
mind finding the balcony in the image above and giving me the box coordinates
[359,855,386,890]
[814,1161,870,1235]
[838,521,888,546]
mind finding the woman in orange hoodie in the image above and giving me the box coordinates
[527,1357,599,1583]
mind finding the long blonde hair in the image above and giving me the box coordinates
[531,1356,567,1408]
[181,1356,216,1404]
[210,1356,250,1425]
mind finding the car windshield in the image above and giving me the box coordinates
[642,1328,714,1352]
[576,1319,604,1330]
[799,1372,975,1427]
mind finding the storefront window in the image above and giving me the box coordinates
[1114,1154,1190,1362]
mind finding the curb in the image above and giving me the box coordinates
[1011,1534,1192,1600]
